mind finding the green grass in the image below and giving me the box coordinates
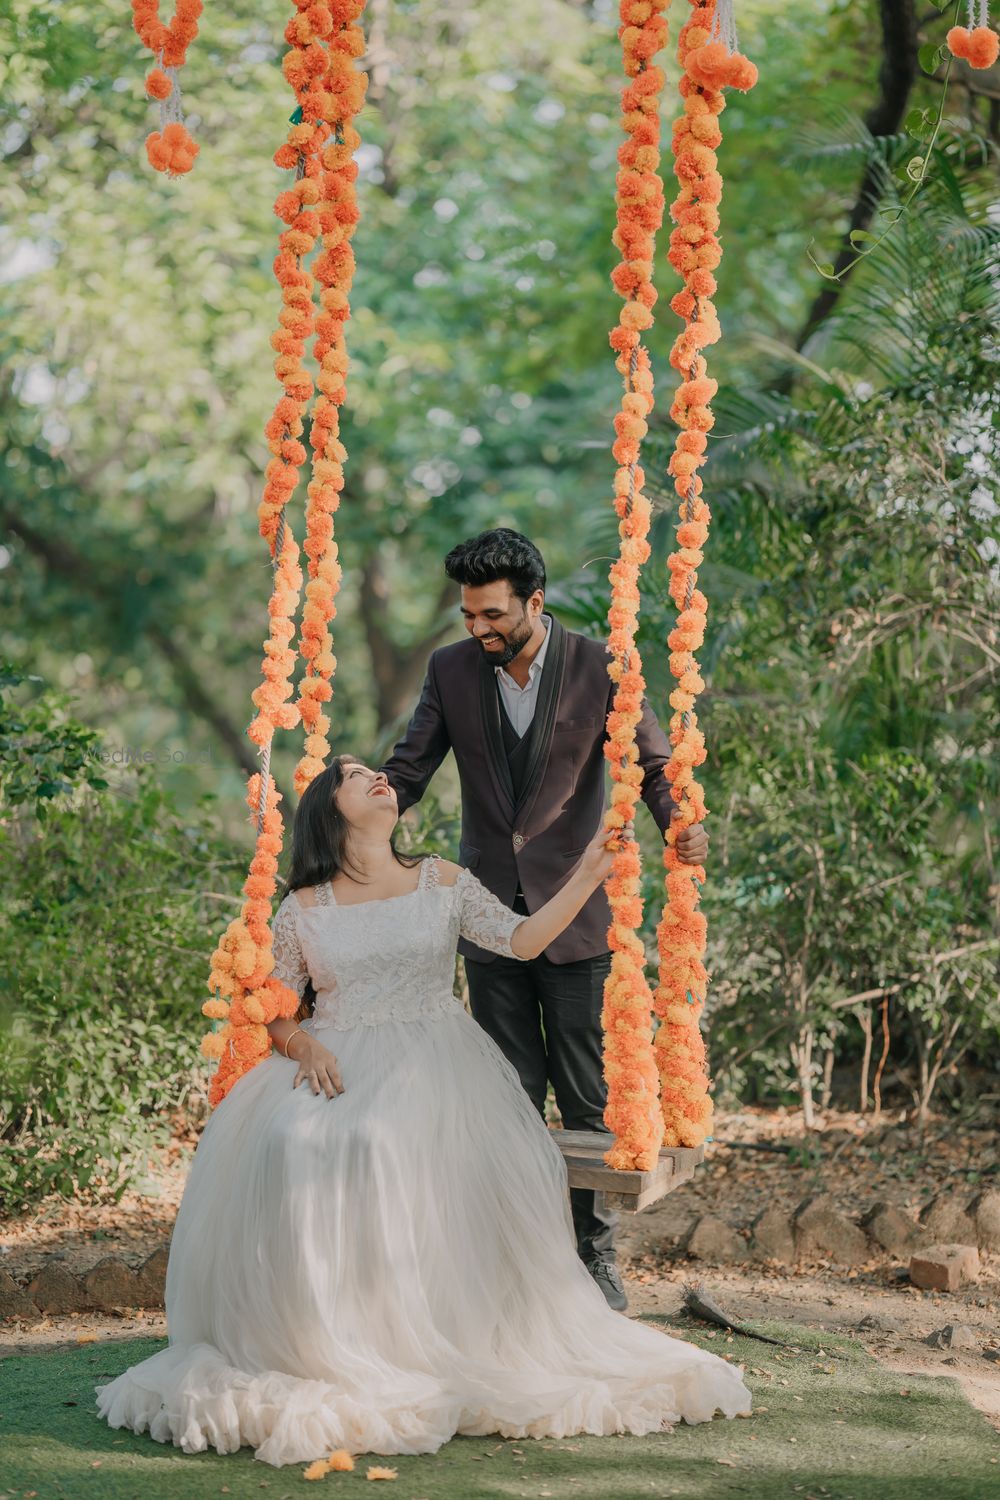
[1,1319,998,1500]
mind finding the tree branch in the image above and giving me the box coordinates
[795,0,919,350]
[2,505,284,795]
[358,552,457,727]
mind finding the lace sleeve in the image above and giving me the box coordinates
[455,866,527,960]
[271,896,309,997]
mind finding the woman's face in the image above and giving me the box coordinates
[334,760,398,832]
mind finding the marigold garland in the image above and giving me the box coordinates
[947,1,999,67]
[200,0,369,1102]
[292,2,368,795]
[601,0,671,1173]
[131,0,202,174]
[654,0,756,1148]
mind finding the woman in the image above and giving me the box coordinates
[97,755,750,1466]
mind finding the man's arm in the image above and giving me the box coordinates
[633,692,710,864]
[380,653,452,815]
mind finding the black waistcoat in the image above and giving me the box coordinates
[498,690,534,803]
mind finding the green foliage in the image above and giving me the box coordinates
[0,662,109,812]
[0,681,247,1212]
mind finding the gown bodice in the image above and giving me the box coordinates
[270,856,524,1032]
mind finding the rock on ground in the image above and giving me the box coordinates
[919,1193,977,1246]
[925,1323,980,1349]
[972,1190,1000,1253]
[794,1194,870,1266]
[909,1243,980,1292]
[863,1201,920,1255]
[684,1214,747,1263]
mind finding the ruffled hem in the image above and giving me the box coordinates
[96,1340,751,1467]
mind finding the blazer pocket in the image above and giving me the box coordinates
[459,843,481,870]
[554,717,599,732]
[561,846,588,860]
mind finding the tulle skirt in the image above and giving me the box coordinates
[96,1007,750,1465]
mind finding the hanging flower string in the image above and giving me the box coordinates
[131,0,202,174]
[947,0,999,67]
[601,0,671,1173]
[293,0,368,794]
[655,0,755,1149]
[202,0,369,1103]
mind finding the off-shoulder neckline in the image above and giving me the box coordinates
[292,855,459,913]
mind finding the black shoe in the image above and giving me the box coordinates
[585,1255,628,1312]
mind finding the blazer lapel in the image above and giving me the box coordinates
[515,615,567,821]
[477,649,516,813]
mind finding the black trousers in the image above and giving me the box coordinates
[465,944,618,1262]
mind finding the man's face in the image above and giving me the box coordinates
[460,581,544,667]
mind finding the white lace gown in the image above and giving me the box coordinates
[96,857,750,1465]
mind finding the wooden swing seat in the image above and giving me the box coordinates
[551,1129,704,1214]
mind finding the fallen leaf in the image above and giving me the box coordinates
[717,1458,737,1467]
[76,1333,98,1344]
[366,1468,398,1482]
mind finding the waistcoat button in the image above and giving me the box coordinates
[512,832,524,849]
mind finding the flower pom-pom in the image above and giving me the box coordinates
[145,131,172,172]
[145,68,173,100]
[946,25,972,57]
[967,26,999,66]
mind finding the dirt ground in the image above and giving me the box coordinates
[3,1106,998,1425]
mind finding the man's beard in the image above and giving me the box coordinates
[479,614,534,667]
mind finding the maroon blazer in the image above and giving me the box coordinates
[381,615,675,964]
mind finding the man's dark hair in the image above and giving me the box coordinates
[443,528,546,602]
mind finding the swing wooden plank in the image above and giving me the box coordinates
[551,1129,704,1214]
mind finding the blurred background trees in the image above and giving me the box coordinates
[1,0,997,1206]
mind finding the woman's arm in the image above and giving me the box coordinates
[508,825,626,960]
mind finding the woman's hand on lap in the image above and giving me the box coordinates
[289,1036,344,1099]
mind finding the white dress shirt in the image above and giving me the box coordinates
[496,614,551,738]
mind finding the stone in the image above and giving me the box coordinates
[26,1263,82,1315]
[919,1193,977,1246]
[794,1194,870,1266]
[684,1215,747,1263]
[857,1312,904,1334]
[82,1257,139,1312]
[971,1190,1000,1252]
[925,1323,980,1350]
[750,1205,795,1265]
[136,1246,170,1307]
[0,1269,41,1323]
[909,1243,980,1292]
[862,1201,920,1255]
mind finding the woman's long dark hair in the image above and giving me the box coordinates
[279,754,422,1015]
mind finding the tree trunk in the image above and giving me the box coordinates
[820,1045,835,1112]
[858,1006,874,1113]
[791,1024,816,1131]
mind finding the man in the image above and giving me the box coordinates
[382,528,708,1311]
